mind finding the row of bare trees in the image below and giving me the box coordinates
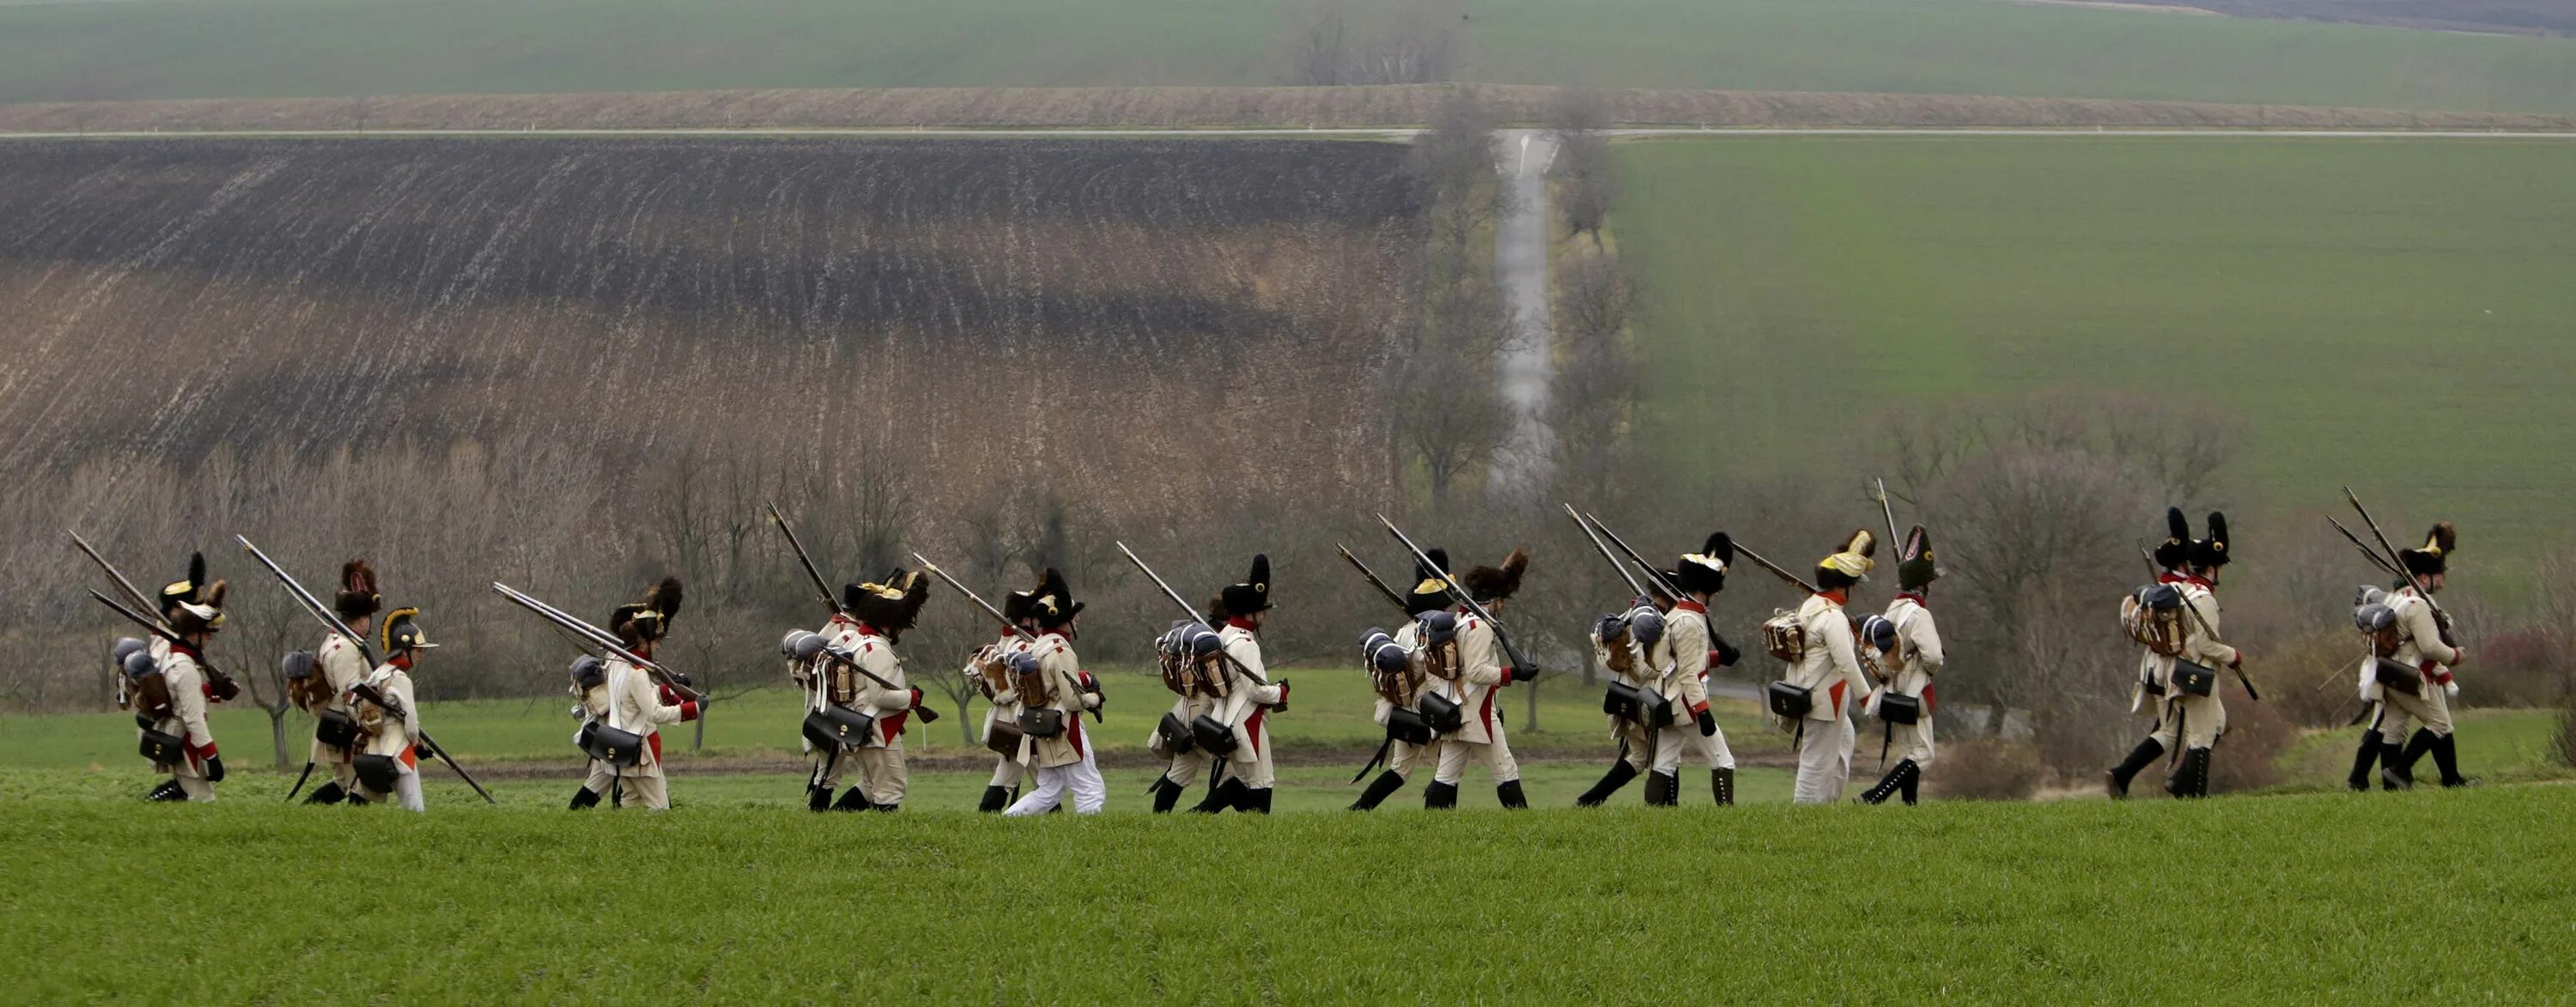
[1282,0,1463,87]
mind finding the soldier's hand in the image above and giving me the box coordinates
[1714,639,1743,668]
[1697,710,1718,737]
[2445,680,2461,698]
[1510,665,1541,685]
[204,755,227,783]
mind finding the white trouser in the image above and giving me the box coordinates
[1434,731,1520,786]
[1005,742,1105,816]
[361,767,426,812]
[1388,738,1438,779]
[1653,721,1736,773]
[989,755,1032,789]
[2381,687,2452,737]
[1794,716,1853,804]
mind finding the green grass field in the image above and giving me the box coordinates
[1,0,2572,112]
[4,783,2569,1000]
[1615,136,2576,555]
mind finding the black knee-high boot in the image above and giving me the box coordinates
[2167,747,2212,798]
[1862,759,1918,805]
[1422,780,1458,810]
[1575,761,1640,807]
[1193,779,1245,814]
[1243,788,1273,814]
[2106,737,2164,798]
[1898,763,1919,805]
[977,785,1012,812]
[833,786,873,811]
[806,783,833,811]
[1350,770,1407,811]
[2430,733,2471,787]
[2346,733,2382,792]
[1150,776,1186,813]
[1643,771,1679,807]
[2389,728,2437,789]
[1714,767,1737,806]
[568,786,603,810]
[146,780,185,802]
[304,781,347,805]
[1496,780,1528,810]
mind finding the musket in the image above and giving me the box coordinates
[1113,542,1269,687]
[2135,540,2260,701]
[1335,544,1411,614]
[1373,514,1537,678]
[236,536,495,804]
[489,582,704,704]
[1730,539,1821,597]
[2342,487,2451,633]
[767,501,846,616]
[1578,511,1684,602]
[1869,479,1903,560]
[1562,504,1644,599]
[2326,517,2405,579]
[70,531,163,627]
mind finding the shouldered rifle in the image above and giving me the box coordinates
[489,582,703,705]
[912,555,1040,644]
[70,531,164,628]
[1729,539,1821,597]
[1563,504,1646,599]
[1114,542,1269,687]
[237,537,494,803]
[1373,514,1536,678]
[1869,479,1903,559]
[1579,512,1685,602]
[1336,544,1411,614]
[2342,487,2452,640]
[2135,540,2259,701]
[767,501,846,617]
[2326,517,2405,579]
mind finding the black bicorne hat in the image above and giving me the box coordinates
[2398,521,2456,577]
[1403,548,1453,616]
[1220,555,1273,616]
[1670,532,1732,595]
[1029,567,1082,628]
[1896,525,1939,591]
[2152,507,2190,571]
[2189,512,2232,570]
[161,552,209,618]
[847,569,933,637]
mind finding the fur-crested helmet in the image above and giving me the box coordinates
[847,569,933,639]
[2189,512,2233,570]
[2399,521,2457,578]
[334,560,382,620]
[611,577,684,646]
[1219,554,1273,616]
[1459,548,1529,605]
[2152,507,2190,572]
[1896,525,1940,592]
[380,607,438,653]
[1029,567,1082,629]
[1670,532,1733,596]
[1815,530,1876,591]
[1403,548,1453,616]
[165,552,228,634]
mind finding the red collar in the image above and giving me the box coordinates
[1224,616,1260,633]
[1673,598,1708,615]
[1896,591,1928,609]
[388,653,415,670]
[1820,588,1850,605]
[2157,571,2187,585]
[827,613,860,628]
[170,640,204,661]
[854,622,888,638]
[2183,575,2215,590]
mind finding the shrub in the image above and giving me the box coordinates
[2207,677,2293,793]
[1929,737,2043,801]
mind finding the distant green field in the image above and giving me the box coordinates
[1,0,2573,112]
[1615,136,2576,555]
[4,783,2570,999]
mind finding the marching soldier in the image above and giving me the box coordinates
[143,555,228,802]
[297,561,380,805]
[1574,597,1660,807]
[1199,555,1290,814]
[1351,553,1458,811]
[349,608,435,812]
[1006,569,1108,816]
[2108,508,2196,798]
[567,654,615,809]
[2158,513,2243,798]
[1145,619,1225,813]
[2377,523,2470,789]
[1860,526,1944,805]
[1783,531,1874,805]
[1425,548,1534,810]
[816,572,932,811]
[604,578,701,810]
[1643,536,1739,807]
[972,591,1038,813]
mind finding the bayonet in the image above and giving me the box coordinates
[1563,504,1644,598]
[1373,514,1536,678]
[1729,539,1822,597]
[1579,511,1684,601]
[767,501,846,616]
[1336,543,1411,614]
